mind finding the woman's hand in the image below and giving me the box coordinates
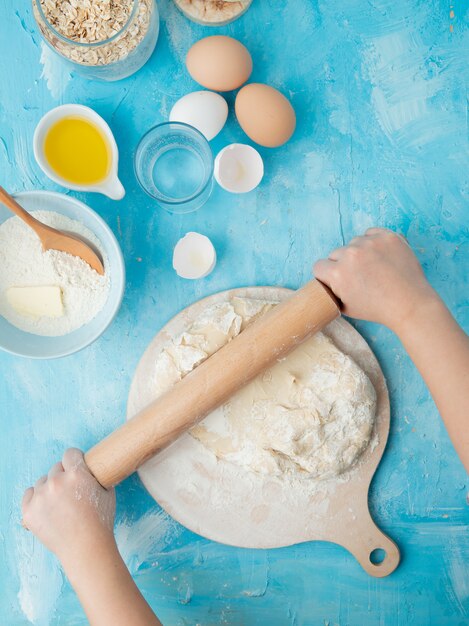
[314,227,439,334]
[315,227,469,473]
[22,447,116,568]
[22,449,161,625]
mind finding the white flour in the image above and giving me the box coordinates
[0,210,110,336]
[151,297,377,481]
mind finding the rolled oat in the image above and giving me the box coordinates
[33,0,153,66]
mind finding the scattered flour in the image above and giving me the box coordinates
[0,210,110,336]
[115,510,182,576]
[150,297,377,481]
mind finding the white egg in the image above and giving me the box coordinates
[169,91,228,141]
[214,143,264,193]
[173,232,217,280]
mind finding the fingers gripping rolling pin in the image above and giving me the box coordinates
[85,280,340,488]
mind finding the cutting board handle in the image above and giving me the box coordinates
[341,510,400,577]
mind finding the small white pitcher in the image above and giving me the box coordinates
[33,104,125,200]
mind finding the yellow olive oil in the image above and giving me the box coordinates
[44,116,111,185]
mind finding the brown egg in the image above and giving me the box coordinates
[186,36,253,92]
[235,84,296,147]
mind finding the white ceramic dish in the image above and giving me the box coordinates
[0,191,125,359]
[33,104,125,200]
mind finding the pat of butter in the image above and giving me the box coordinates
[6,286,64,319]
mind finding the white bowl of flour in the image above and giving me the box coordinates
[0,191,125,358]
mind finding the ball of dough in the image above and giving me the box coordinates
[152,298,376,481]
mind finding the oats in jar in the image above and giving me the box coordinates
[33,0,154,67]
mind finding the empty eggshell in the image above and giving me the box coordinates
[173,232,217,280]
[235,83,296,147]
[186,36,253,92]
[214,143,264,193]
[170,91,228,141]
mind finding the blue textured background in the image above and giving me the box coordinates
[0,1,468,624]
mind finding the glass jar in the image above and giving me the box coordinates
[173,0,253,26]
[32,0,159,81]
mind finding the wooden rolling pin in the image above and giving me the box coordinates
[85,280,340,488]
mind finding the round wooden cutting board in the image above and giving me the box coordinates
[127,287,400,577]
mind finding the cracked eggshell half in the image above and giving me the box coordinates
[169,91,228,141]
[214,143,264,193]
[173,232,217,280]
[186,36,252,92]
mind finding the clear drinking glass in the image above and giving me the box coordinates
[32,0,159,81]
[134,122,214,214]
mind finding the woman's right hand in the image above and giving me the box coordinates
[314,227,440,334]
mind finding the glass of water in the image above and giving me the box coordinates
[134,122,214,214]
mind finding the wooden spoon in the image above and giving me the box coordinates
[0,187,104,275]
